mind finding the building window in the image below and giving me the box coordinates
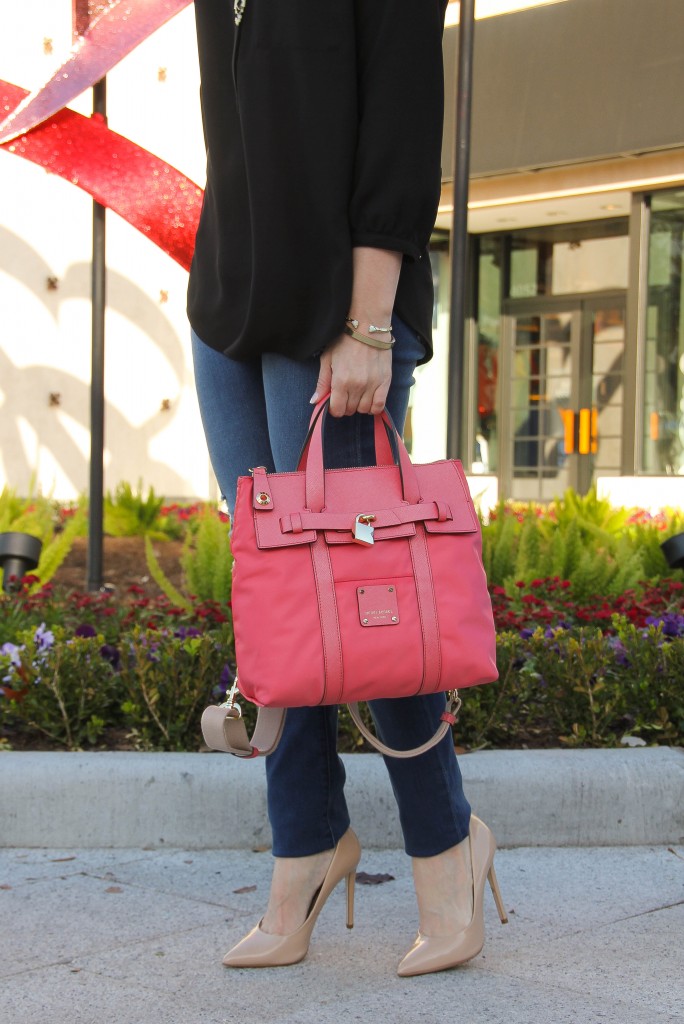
[473,236,503,473]
[508,220,629,299]
[643,190,684,476]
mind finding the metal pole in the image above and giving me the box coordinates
[446,0,476,459]
[87,77,107,590]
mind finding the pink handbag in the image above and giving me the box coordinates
[201,397,498,758]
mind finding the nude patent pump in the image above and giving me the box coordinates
[397,815,508,977]
[222,828,361,968]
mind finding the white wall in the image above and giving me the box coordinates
[0,3,214,500]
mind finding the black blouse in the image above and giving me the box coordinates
[187,0,448,364]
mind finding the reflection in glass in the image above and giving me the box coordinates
[473,236,502,473]
[643,189,684,476]
[511,313,572,500]
[508,220,628,299]
[591,308,625,476]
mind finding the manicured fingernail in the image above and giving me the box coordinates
[309,392,319,404]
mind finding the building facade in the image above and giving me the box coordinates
[410,0,684,507]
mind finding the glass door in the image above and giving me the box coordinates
[579,300,626,493]
[501,297,626,501]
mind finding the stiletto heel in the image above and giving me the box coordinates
[487,864,508,924]
[222,828,361,968]
[345,869,355,929]
[397,815,507,977]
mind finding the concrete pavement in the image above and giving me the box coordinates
[1,843,682,1024]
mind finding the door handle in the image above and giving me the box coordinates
[559,408,598,455]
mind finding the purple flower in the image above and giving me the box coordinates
[174,626,202,640]
[1,642,23,668]
[608,636,630,668]
[520,628,534,639]
[212,662,235,701]
[99,644,121,670]
[74,623,97,638]
[1,641,24,686]
[33,622,54,651]
[645,614,684,639]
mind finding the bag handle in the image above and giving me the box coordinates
[303,397,420,513]
[296,394,396,473]
[201,692,462,759]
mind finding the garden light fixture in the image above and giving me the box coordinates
[660,532,684,571]
[0,532,42,591]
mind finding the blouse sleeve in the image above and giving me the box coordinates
[349,0,448,262]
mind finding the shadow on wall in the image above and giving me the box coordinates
[0,227,192,497]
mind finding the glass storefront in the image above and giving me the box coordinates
[419,194,684,501]
[509,222,629,299]
[643,190,684,476]
[472,221,629,500]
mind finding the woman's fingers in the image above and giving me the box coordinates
[326,335,392,417]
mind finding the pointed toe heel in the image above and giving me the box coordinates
[222,828,361,968]
[398,815,507,977]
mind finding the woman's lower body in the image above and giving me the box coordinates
[191,317,505,973]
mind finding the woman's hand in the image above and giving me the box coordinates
[309,245,401,417]
[311,334,392,417]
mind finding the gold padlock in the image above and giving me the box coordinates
[353,513,376,546]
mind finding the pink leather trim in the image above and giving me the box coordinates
[324,523,415,544]
[424,463,479,533]
[304,403,420,511]
[408,526,442,693]
[251,466,273,510]
[279,502,455,535]
[309,537,344,704]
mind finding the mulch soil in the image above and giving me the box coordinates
[52,536,185,596]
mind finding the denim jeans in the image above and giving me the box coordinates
[191,316,471,857]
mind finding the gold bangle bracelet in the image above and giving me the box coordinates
[345,317,393,335]
[343,325,395,350]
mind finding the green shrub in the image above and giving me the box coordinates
[450,622,684,751]
[481,487,684,597]
[181,508,233,603]
[30,504,87,592]
[0,485,55,546]
[2,619,682,752]
[118,630,232,751]
[0,626,122,749]
[104,481,170,539]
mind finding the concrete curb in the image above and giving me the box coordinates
[1,748,683,849]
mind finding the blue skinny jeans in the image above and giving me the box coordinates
[191,316,471,857]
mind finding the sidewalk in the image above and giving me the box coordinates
[1,843,683,1024]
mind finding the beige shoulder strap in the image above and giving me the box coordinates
[201,694,460,760]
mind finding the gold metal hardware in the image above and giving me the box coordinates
[256,492,271,505]
[388,586,394,592]
[362,618,369,624]
[219,677,242,718]
[447,688,462,715]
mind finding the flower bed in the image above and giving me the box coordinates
[1,577,682,753]
[1,487,682,752]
